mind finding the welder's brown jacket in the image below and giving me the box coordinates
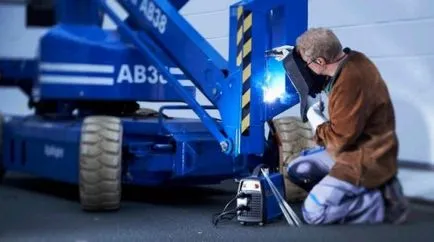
[315,50,399,189]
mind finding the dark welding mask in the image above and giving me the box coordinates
[281,47,329,122]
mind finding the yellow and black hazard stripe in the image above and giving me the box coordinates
[236,6,252,136]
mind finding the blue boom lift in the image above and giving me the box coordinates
[0,0,314,211]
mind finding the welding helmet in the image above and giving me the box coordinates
[281,47,329,122]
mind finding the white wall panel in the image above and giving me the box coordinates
[309,0,434,27]
[331,19,434,58]
[208,38,229,60]
[180,0,236,15]
[0,5,47,58]
[373,56,434,162]
[184,10,229,39]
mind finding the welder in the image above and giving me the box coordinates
[272,27,409,225]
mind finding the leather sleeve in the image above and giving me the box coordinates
[314,71,371,154]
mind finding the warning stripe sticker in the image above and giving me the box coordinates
[236,6,252,136]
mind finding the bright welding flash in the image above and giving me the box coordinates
[263,67,286,103]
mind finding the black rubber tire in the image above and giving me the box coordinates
[272,116,316,202]
[0,112,4,183]
[79,116,123,211]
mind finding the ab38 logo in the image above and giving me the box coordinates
[116,64,168,84]
[129,0,168,34]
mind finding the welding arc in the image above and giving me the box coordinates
[261,169,303,227]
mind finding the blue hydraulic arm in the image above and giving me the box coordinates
[167,0,189,11]
[98,0,233,153]
[97,0,308,157]
[98,0,238,154]
[115,0,229,106]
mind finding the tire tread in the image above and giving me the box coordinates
[79,116,122,211]
[272,116,316,202]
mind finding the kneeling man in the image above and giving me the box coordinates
[279,27,409,225]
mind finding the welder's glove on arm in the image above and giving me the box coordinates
[271,45,294,61]
[307,101,327,133]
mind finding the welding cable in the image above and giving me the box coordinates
[212,206,250,226]
[221,191,248,214]
[261,169,303,227]
[212,208,238,226]
[211,192,250,226]
[223,194,238,213]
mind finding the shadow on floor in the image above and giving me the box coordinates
[1,172,237,206]
[2,172,434,225]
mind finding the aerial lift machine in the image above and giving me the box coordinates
[0,0,316,211]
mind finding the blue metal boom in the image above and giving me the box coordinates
[116,0,229,100]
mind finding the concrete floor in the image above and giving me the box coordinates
[1,172,434,242]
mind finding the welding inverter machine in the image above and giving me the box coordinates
[212,165,302,227]
[235,167,283,225]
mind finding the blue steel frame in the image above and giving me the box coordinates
[228,0,308,155]
[1,114,247,186]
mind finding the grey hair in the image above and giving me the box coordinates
[296,27,342,63]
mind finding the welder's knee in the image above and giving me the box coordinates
[302,193,327,225]
[286,157,329,192]
[301,175,386,225]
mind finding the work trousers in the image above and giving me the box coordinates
[287,149,386,225]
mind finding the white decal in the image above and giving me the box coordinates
[159,75,167,84]
[147,65,158,84]
[134,65,146,83]
[40,75,114,85]
[133,0,167,34]
[116,65,133,83]
[116,64,167,84]
[39,62,115,85]
[44,145,64,159]
[39,62,114,73]
[38,62,175,86]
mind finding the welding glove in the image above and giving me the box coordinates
[306,101,327,133]
[270,45,294,61]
